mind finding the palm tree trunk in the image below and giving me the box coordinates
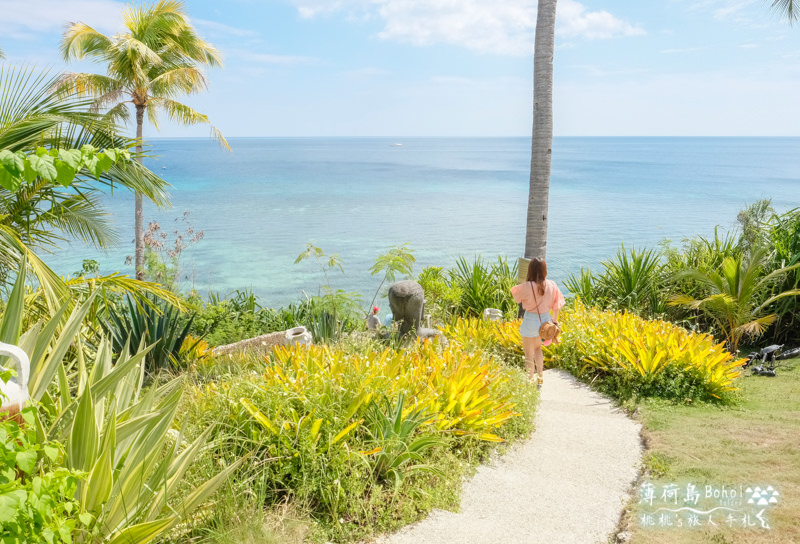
[525,0,557,260]
[135,104,145,281]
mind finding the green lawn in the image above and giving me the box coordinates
[621,357,800,544]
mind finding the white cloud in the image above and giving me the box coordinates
[227,49,317,65]
[661,46,708,54]
[342,67,391,78]
[289,0,643,56]
[192,19,261,38]
[0,0,126,38]
[710,0,758,21]
[557,0,644,40]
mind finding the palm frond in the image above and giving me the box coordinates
[104,102,132,124]
[0,224,68,312]
[37,192,119,249]
[61,23,114,62]
[0,65,115,151]
[64,272,183,310]
[770,0,798,23]
[147,102,161,131]
[149,66,208,97]
[734,314,777,338]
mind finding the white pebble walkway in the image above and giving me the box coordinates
[370,369,643,544]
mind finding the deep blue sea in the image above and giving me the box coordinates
[47,137,800,308]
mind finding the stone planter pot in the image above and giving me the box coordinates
[284,326,313,347]
[0,342,30,424]
[482,308,503,321]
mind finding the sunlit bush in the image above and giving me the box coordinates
[546,301,745,402]
[178,337,536,540]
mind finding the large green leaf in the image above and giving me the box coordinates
[84,410,115,515]
[105,519,174,544]
[69,385,98,472]
[29,291,97,401]
[0,256,26,344]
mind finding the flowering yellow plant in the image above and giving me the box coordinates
[439,317,523,359]
[266,340,519,441]
[546,302,745,399]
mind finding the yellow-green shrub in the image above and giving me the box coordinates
[546,302,745,401]
[265,340,519,440]
[439,317,524,362]
[177,336,535,540]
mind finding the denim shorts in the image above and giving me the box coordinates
[520,311,552,338]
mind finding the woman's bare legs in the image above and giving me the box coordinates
[522,336,544,380]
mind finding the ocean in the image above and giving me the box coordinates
[47,137,800,308]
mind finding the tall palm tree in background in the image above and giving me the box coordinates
[0,65,173,313]
[60,0,229,280]
[769,0,797,23]
[525,0,557,260]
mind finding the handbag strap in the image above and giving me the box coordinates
[530,281,545,323]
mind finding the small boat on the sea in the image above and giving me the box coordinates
[392,143,403,147]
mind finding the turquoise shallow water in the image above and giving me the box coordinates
[47,137,800,307]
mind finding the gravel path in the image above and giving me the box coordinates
[372,369,643,544]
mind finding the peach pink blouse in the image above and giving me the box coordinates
[510,279,566,315]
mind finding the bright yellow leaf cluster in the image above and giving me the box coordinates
[546,302,745,398]
[266,340,520,442]
[439,317,523,359]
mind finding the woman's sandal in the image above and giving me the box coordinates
[536,376,543,388]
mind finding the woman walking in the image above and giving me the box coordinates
[510,258,565,385]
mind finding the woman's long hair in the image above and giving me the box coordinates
[526,258,547,295]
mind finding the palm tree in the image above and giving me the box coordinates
[1,66,169,253]
[768,0,797,23]
[670,247,800,353]
[0,65,176,314]
[0,47,5,60]
[524,0,557,260]
[61,0,229,280]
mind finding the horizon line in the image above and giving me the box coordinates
[143,135,800,139]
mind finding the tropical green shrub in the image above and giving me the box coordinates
[764,207,800,343]
[361,394,444,490]
[417,256,517,323]
[564,245,665,318]
[0,409,88,544]
[187,290,268,346]
[669,246,800,353]
[563,268,599,307]
[545,302,745,402]
[1,264,238,544]
[104,294,197,372]
[562,203,800,347]
[450,256,518,318]
[178,336,536,541]
[438,317,523,364]
[417,266,462,323]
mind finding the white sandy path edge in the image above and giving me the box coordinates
[369,369,643,544]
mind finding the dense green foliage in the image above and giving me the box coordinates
[176,333,536,542]
[565,202,800,350]
[103,294,197,373]
[545,302,744,403]
[1,261,235,544]
[418,256,518,323]
[0,409,87,544]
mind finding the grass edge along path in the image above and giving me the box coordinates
[617,357,800,544]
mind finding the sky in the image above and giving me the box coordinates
[1,0,799,138]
